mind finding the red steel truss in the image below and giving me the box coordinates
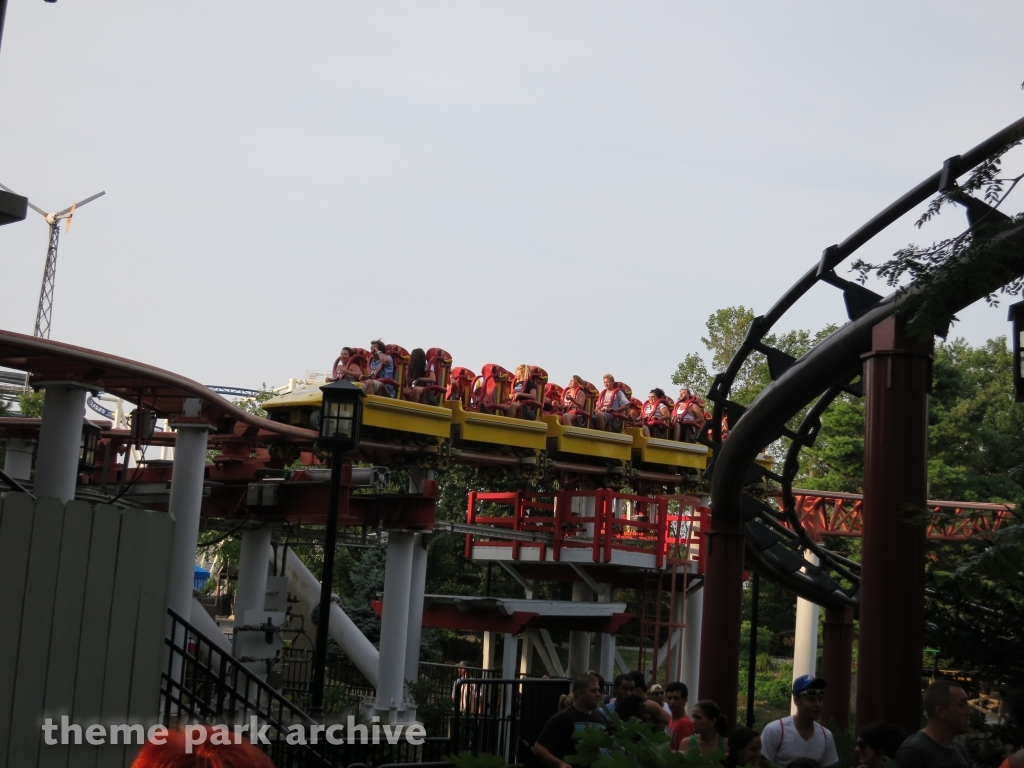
[785,489,1014,541]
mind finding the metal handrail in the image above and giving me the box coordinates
[162,606,329,767]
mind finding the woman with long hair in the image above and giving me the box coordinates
[561,375,590,426]
[403,348,436,402]
[508,364,539,419]
[684,699,728,755]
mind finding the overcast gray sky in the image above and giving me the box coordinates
[1,1,1022,393]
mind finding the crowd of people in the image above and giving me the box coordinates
[329,342,710,442]
[532,675,1023,768]
[117,673,1021,766]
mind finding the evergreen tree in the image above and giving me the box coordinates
[344,542,387,644]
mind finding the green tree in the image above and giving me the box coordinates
[17,389,45,417]
[235,384,277,419]
[672,306,836,409]
[676,306,1024,687]
[344,543,387,644]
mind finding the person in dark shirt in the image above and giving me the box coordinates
[895,681,971,768]
[614,695,652,724]
[534,673,608,768]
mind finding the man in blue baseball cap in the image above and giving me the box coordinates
[760,675,840,768]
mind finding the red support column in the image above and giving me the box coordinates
[821,605,854,731]
[697,525,746,726]
[856,315,932,735]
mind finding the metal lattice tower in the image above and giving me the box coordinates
[34,219,61,338]
[0,182,105,339]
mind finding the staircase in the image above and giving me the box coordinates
[162,607,330,767]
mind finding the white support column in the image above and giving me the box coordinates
[375,531,415,720]
[595,633,615,682]
[567,581,593,677]
[539,629,566,678]
[526,629,561,677]
[165,413,211,623]
[502,633,519,679]
[275,545,379,686]
[593,582,615,681]
[482,632,496,671]
[681,582,703,702]
[667,588,685,682]
[501,633,519,760]
[402,468,433,722]
[519,630,534,676]
[34,383,88,502]
[3,439,34,482]
[233,527,273,650]
[403,532,429,721]
[791,552,821,714]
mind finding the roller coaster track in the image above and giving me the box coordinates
[85,386,258,422]
[705,115,1024,611]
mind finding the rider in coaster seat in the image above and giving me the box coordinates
[447,367,476,405]
[560,375,597,427]
[473,364,513,415]
[361,340,398,397]
[507,365,546,420]
[641,388,672,438]
[543,383,565,416]
[330,347,369,382]
[592,374,632,432]
[627,395,644,426]
[610,382,644,429]
[670,387,708,442]
[404,347,452,405]
[422,348,453,405]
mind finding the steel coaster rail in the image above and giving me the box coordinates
[704,115,1024,609]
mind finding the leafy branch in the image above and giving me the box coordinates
[848,132,1024,336]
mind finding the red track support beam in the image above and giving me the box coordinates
[856,316,932,735]
[821,605,854,731]
[697,526,746,725]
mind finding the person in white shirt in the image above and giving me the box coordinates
[760,675,840,768]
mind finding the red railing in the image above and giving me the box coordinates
[464,487,1012,572]
[465,489,709,568]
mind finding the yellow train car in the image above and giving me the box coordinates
[542,415,633,462]
[444,400,547,451]
[263,385,451,441]
[626,427,709,470]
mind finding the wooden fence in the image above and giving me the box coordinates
[0,492,175,768]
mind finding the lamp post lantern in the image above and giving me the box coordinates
[310,380,363,720]
[79,419,101,471]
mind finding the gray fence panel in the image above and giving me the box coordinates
[8,497,67,766]
[95,507,150,768]
[123,510,175,767]
[39,500,95,768]
[68,505,123,768]
[0,493,40,759]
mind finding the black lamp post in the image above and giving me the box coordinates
[1009,300,1024,402]
[310,380,363,720]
